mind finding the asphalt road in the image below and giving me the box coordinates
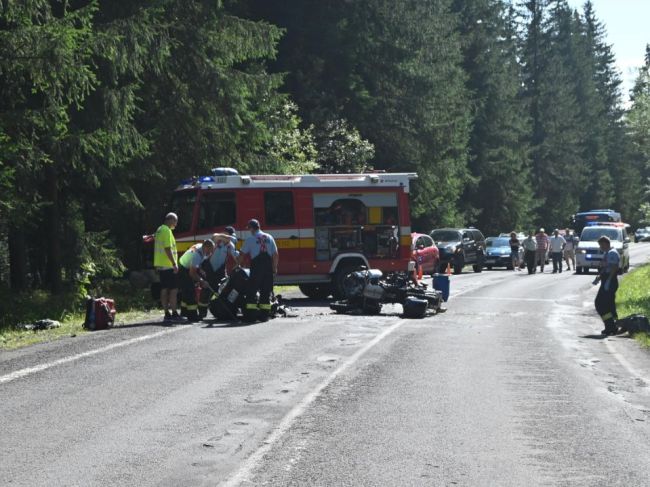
[2,244,650,486]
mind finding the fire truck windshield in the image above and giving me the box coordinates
[169,191,196,234]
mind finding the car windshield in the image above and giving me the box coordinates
[486,238,510,247]
[431,230,460,242]
[581,227,621,242]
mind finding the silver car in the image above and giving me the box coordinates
[575,225,630,274]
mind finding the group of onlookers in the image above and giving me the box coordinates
[508,228,579,275]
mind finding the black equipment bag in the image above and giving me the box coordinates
[208,267,249,320]
[403,297,428,319]
[617,315,650,336]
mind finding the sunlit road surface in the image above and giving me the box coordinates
[2,244,650,486]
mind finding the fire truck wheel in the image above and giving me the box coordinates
[299,284,332,300]
[333,264,361,299]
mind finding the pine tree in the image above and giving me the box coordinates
[245,0,472,228]
[454,0,534,234]
[627,45,650,223]
[522,0,586,227]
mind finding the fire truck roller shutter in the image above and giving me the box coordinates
[313,193,398,209]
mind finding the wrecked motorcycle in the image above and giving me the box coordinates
[330,268,443,318]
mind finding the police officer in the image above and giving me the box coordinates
[178,239,215,321]
[198,227,239,318]
[238,219,278,321]
[593,236,620,335]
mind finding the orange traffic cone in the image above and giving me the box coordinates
[445,263,452,276]
[417,264,423,281]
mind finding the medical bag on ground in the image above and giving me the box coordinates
[84,297,116,330]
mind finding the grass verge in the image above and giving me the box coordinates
[617,263,650,347]
[0,280,158,351]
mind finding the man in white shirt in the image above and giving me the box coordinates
[549,229,566,274]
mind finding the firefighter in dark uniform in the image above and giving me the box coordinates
[238,219,278,322]
[593,236,620,336]
[198,227,238,318]
[178,239,214,321]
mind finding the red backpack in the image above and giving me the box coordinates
[84,297,117,330]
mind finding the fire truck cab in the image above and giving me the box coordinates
[162,168,416,298]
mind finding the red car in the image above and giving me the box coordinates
[411,232,440,276]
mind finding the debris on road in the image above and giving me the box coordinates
[17,319,61,331]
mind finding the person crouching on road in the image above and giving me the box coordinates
[154,212,184,322]
[563,228,578,271]
[549,229,566,273]
[198,227,239,319]
[594,236,620,336]
[535,228,549,273]
[178,239,215,322]
[522,231,537,274]
[238,219,279,322]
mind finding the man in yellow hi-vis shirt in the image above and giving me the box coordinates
[154,212,184,322]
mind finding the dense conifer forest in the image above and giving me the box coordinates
[1,0,649,294]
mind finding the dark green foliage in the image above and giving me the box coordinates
[454,0,533,234]
[0,0,647,305]
[245,0,472,228]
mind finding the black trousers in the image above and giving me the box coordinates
[198,263,225,318]
[551,252,563,272]
[524,250,536,274]
[245,254,274,320]
[595,275,618,331]
[179,267,198,320]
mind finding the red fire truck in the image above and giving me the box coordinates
[149,169,417,298]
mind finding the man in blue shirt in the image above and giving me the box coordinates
[593,236,620,335]
[238,219,279,321]
[198,227,238,318]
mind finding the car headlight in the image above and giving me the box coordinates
[577,249,586,254]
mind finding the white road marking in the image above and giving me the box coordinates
[0,326,189,385]
[605,339,648,383]
[221,319,409,487]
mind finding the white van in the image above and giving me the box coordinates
[575,225,630,274]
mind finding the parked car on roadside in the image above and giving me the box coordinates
[485,236,518,270]
[430,227,485,274]
[575,225,630,274]
[634,227,650,242]
[411,232,440,276]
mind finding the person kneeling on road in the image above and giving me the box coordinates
[593,236,620,336]
[198,227,239,318]
[179,239,215,322]
[238,219,279,322]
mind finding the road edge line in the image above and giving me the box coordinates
[221,318,409,487]
[0,326,189,385]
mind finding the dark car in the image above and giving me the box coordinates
[634,227,650,243]
[430,227,486,274]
